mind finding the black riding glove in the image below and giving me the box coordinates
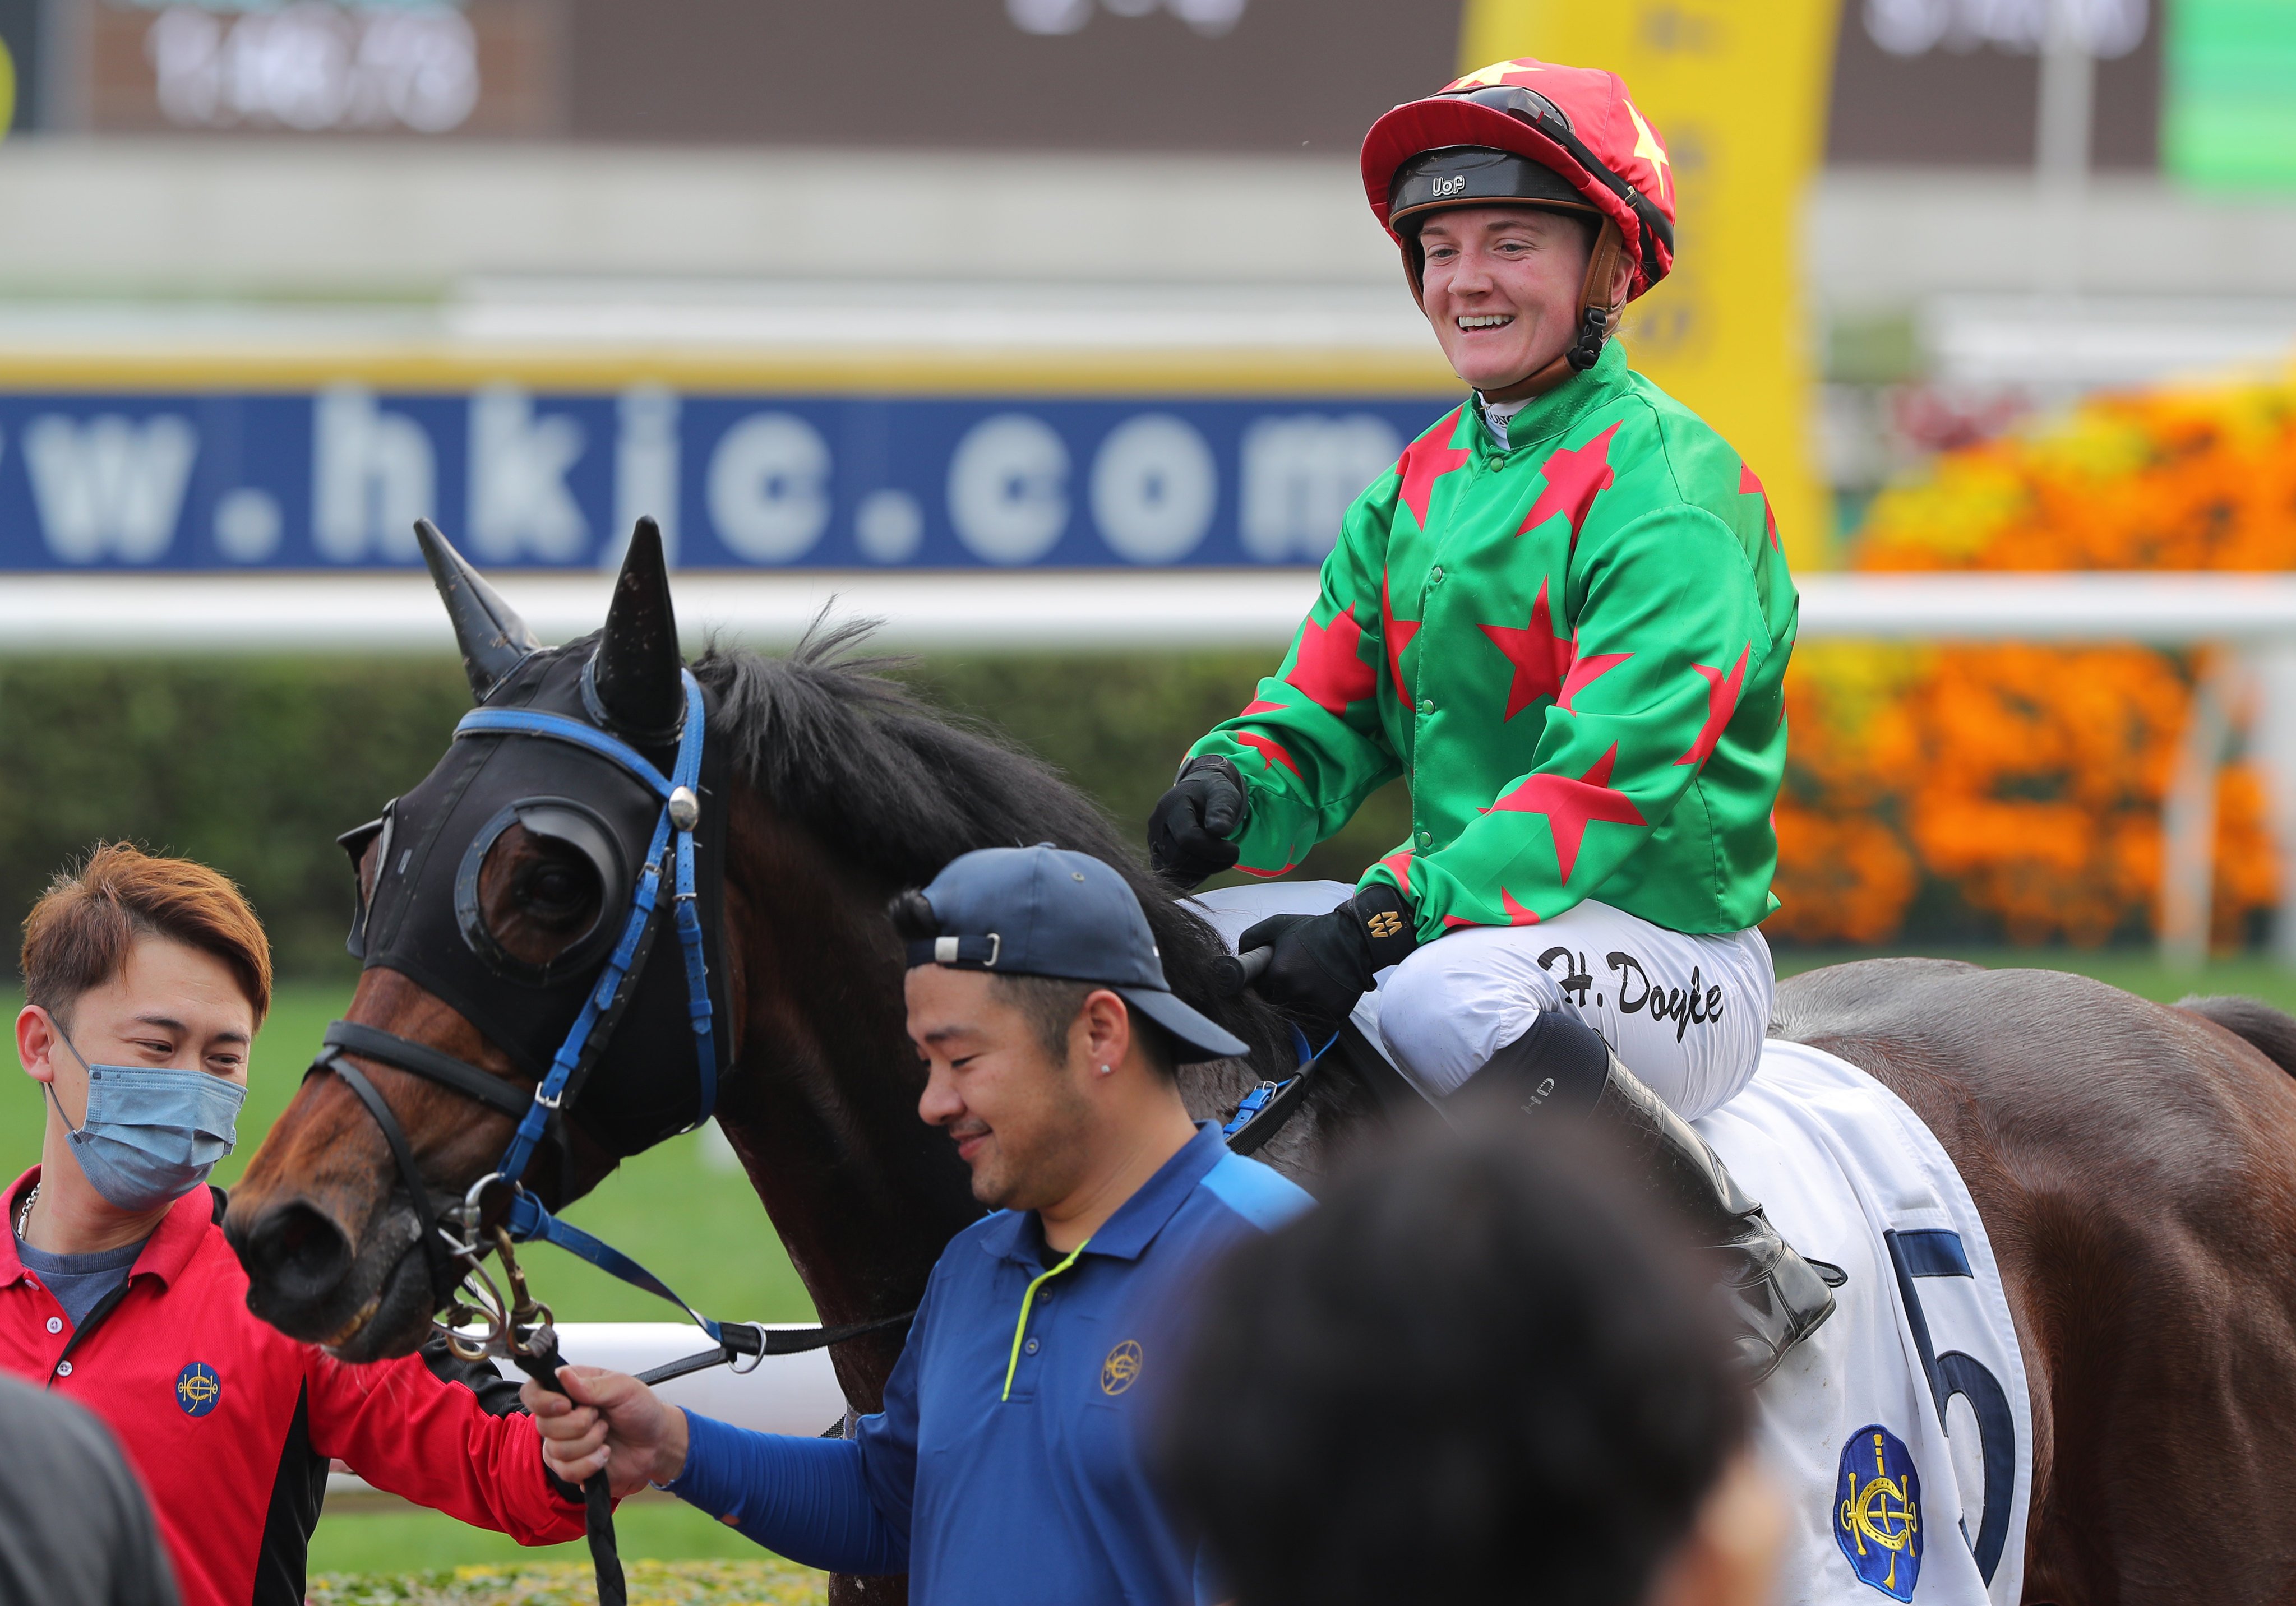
[1148,756,1248,889]
[1239,885,1418,1045]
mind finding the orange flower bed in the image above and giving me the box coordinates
[1772,374,2290,947]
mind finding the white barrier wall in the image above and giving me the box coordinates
[6,569,2296,653]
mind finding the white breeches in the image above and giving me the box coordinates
[1187,882,1775,1123]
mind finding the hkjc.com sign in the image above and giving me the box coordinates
[0,387,1446,571]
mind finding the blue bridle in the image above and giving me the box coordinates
[314,669,740,1346]
[450,669,727,1330]
[458,672,718,1190]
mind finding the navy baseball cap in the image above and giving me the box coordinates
[905,844,1250,1063]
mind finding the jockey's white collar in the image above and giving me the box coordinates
[1476,391,1530,450]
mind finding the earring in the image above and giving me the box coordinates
[1097,1065,1112,1076]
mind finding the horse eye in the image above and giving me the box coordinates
[515,855,599,926]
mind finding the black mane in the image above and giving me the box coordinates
[694,626,1291,1071]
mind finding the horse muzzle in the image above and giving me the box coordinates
[227,1193,437,1360]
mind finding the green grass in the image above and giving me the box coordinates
[306,1556,825,1604]
[10,950,2294,1583]
[307,1502,815,1579]
[1770,946,2296,1011]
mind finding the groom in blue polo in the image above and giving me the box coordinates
[523,844,1310,1603]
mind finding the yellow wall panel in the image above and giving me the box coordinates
[1459,0,1841,567]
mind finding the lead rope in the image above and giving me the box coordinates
[495,1243,625,1606]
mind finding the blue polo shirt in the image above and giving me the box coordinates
[666,1122,1310,1603]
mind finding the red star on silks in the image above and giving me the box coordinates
[1283,606,1378,715]
[1739,462,1781,550]
[1394,409,1471,530]
[1479,578,1573,719]
[1558,644,1630,713]
[1240,698,1284,717]
[1382,572,1422,709]
[1675,646,1750,769]
[1482,580,1634,719]
[1486,744,1646,884]
[1235,731,1301,777]
[1517,423,1621,549]
[1440,887,1541,932]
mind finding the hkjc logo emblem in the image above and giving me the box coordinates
[1100,1340,1143,1396]
[175,1361,222,1418]
[1834,1424,1920,1600]
[1365,910,1404,939]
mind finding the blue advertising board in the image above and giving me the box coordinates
[0,385,1456,571]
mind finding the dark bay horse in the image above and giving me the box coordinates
[228,533,2296,1606]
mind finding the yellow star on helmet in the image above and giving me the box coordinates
[1626,101,1671,203]
[1452,59,1538,90]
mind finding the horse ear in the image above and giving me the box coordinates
[588,517,685,738]
[415,519,540,704]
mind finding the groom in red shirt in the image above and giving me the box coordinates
[2,843,584,1606]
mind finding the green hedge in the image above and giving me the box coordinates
[0,652,1410,979]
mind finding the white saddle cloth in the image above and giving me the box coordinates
[1704,1041,2031,1606]
[1187,884,2032,1605]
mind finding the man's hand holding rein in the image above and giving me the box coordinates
[524,1366,688,1499]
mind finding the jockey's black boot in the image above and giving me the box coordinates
[1444,1011,1844,1383]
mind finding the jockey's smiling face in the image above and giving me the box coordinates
[1418,205,1609,399]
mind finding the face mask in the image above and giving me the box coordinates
[45,1026,247,1213]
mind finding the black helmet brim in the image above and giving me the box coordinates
[1388,145,1599,234]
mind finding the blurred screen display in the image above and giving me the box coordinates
[30,0,2225,175]
[558,0,1453,151]
[78,0,565,136]
[57,0,1450,150]
[0,385,1450,571]
[1830,0,2160,167]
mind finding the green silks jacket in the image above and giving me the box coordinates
[1188,340,1798,941]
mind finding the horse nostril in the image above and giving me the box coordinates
[239,1201,353,1307]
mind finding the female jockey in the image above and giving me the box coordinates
[1149,58,1839,1379]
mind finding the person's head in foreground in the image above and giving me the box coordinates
[16,843,270,1245]
[1157,1122,1782,1606]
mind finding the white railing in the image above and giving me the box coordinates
[2,569,2294,652]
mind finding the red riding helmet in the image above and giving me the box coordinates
[1360,59,1678,372]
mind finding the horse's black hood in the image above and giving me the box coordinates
[350,638,735,1161]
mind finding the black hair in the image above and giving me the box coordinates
[1155,1124,1746,1606]
[988,973,1179,1084]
